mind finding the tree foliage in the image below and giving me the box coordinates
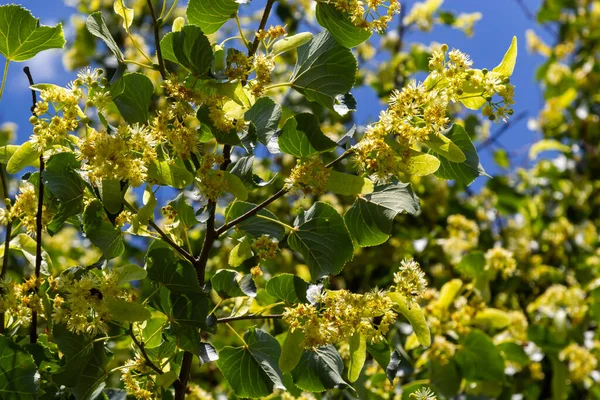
[0,0,597,399]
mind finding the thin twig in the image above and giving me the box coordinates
[513,0,557,36]
[123,199,196,265]
[0,167,12,335]
[477,111,528,151]
[216,314,283,324]
[146,0,168,80]
[24,67,42,344]
[129,325,164,375]
[249,0,277,57]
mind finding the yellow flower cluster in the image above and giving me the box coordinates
[196,154,227,201]
[0,277,44,324]
[252,235,280,260]
[79,125,156,186]
[287,157,331,196]
[442,214,479,261]
[52,270,129,335]
[392,258,428,305]
[484,247,517,278]
[452,12,482,37]
[250,53,276,96]
[411,387,437,400]
[403,0,442,31]
[31,68,109,151]
[527,284,588,324]
[559,343,597,383]
[283,289,396,348]
[327,0,401,32]
[429,335,456,365]
[425,290,485,337]
[121,358,154,400]
[11,183,52,234]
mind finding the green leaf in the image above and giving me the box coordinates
[0,145,22,164]
[113,72,154,124]
[42,152,85,234]
[271,32,313,56]
[0,5,65,62]
[366,342,394,382]
[529,139,571,160]
[211,269,257,299]
[435,279,463,310]
[455,329,505,382]
[0,336,37,400]
[137,186,157,226]
[229,237,254,267]
[244,97,282,151]
[292,345,350,392]
[344,182,420,247]
[279,113,337,158]
[6,141,38,174]
[424,133,466,163]
[265,274,309,304]
[279,329,305,373]
[291,31,357,112]
[348,332,367,382]
[114,0,134,30]
[387,292,431,347]
[146,246,201,294]
[153,286,209,328]
[148,160,194,189]
[114,264,147,285]
[168,193,197,228]
[492,36,518,77]
[497,342,530,366]
[83,199,125,259]
[398,149,440,176]
[100,179,125,215]
[147,159,194,188]
[326,171,374,196]
[86,12,124,62]
[106,298,151,322]
[288,202,354,281]
[225,201,285,240]
[472,308,512,329]
[315,3,371,48]
[223,170,248,200]
[160,25,214,76]
[217,328,285,398]
[186,0,239,34]
[53,325,111,399]
[434,124,487,186]
[456,251,486,279]
[430,358,462,398]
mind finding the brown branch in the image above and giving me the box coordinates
[0,166,12,334]
[249,0,277,57]
[146,0,168,80]
[176,1,278,396]
[477,111,528,151]
[129,325,164,375]
[123,200,196,265]
[24,67,42,344]
[513,0,557,36]
[217,314,283,324]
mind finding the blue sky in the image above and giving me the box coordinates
[0,0,549,180]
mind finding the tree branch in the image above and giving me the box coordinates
[23,67,42,344]
[477,111,528,151]
[249,0,277,57]
[123,199,197,265]
[146,0,168,80]
[129,325,164,375]
[0,166,12,335]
